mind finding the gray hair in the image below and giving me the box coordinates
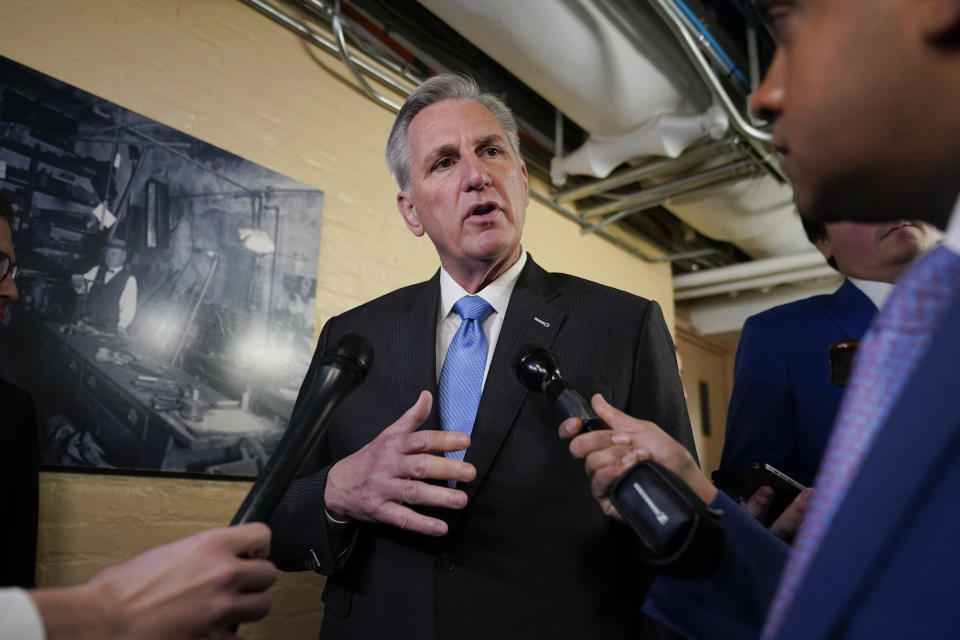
[386,73,521,191]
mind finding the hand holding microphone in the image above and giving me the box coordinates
[515,345,724,575]
[232,333,375,526]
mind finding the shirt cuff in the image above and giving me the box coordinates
[1,587,46,640]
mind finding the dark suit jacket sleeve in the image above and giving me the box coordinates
[0,384,39,588]
[720,314,798,475]
[643,491,789,639]
[628,300,698,461]
[268,319,358,574]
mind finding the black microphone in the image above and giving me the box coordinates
[513,344,724,576]
[513,344,609,431]
[231,333,374,525]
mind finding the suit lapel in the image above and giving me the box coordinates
[823,279,877,339]
[781,297,960,638]
[450,258,566,514]
[392,273,442,433]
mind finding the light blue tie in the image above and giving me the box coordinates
[439,295,495,461]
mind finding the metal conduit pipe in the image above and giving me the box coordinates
[529,191,718,263]
[297,0,418,82]
[581,158,759,219]
[674,264,837,300]
[238,0,414,102]
[329,0,402,112]
[646,0,787,184]
[554,137,741,204]
[583,171,757,235]
[673,250,827,289]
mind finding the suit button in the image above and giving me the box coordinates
[436,552,456,573]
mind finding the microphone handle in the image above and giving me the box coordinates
[231,363,357,526]
[554,388,609,432]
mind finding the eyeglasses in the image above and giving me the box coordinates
[0,251,20,283]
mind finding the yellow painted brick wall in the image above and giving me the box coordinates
[1,1,676,638]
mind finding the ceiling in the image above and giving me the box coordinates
[238,0,842,335]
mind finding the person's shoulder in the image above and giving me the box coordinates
[541,270,654,309]
[745,290,837,329]
[333,279,434,321]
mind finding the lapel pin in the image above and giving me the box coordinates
[534,317,550,328]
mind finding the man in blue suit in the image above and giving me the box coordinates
[721,218,937,487]
[560,0,960,637]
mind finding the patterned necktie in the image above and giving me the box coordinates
[762,245,960,638]
[439,295,495,461]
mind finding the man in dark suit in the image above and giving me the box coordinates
[0,197,38,589]
[561,0,960,637]
[721,218,937,488]
[268,74,694,639]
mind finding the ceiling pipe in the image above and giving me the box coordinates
[554,138,742,204]
[583,171,756,235]
[674,264,837,300]
[239,0,414,100]
[581,158,759,219]
[329,0,402,112]
[550,105,728,185]
[645,0,787,184]
[674,250,827,289]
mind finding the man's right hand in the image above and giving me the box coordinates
[324,390,476,536]
[31,523,276,640]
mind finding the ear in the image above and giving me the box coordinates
[520,162,530,208]
[397,191,425,237]
[914,0,960,42]
[813,235,833,264]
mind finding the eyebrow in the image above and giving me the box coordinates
[422,134,509,170]
[751,0,775,23]
[475,134,506,149]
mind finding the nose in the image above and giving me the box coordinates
[0,274,18,304]
[462,154,491,191]
[748,50,785,125]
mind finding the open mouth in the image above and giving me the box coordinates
[470,203,497,217]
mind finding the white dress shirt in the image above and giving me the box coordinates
[847,277,894,310]
[0,587,45,639]
[81,265,138,330]
[436,249,528,387]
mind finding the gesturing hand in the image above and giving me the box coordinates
[324,391,477,536]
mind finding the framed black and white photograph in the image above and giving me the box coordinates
[0,55,323,477]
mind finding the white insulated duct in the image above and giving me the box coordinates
[550,105,729,185]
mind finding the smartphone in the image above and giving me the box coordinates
[711,463,805,522]
[828,339,860,387]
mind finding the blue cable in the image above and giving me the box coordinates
[671,0,751,90]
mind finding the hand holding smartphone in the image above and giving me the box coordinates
[711,463,805,522]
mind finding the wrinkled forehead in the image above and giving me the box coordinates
[408,99,507,152]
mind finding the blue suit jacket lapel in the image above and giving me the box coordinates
[823,279,877,339]
[780,297,960,638]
